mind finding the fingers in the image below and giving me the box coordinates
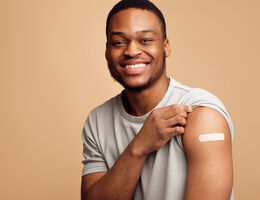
[163,126,185,136]
[160,104,193,120]
[164,115,187,128]
[186,105,193,113]
[159,105,193,137]
[138,104,193,155]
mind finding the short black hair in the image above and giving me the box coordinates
[106,0,167,40]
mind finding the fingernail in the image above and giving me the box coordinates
[188,106,193,112]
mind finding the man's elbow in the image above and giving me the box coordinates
[215,173,233,199]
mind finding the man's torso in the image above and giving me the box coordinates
[82,77,234,200]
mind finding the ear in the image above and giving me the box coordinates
[164,38,171,57]
[105,42,108,60]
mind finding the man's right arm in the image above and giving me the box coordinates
[81,138,147,200]
[81,105,193,200]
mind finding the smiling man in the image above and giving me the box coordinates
[81,0,234,200]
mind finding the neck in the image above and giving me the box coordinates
[123,75,170,116]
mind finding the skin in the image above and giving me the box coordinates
[81,8,233,200]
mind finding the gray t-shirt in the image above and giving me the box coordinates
[81,77,234,200]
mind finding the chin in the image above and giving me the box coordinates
[120,78,155,92]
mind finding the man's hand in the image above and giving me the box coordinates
[133,104,193,157]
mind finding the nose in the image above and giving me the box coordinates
[123,41,142,57]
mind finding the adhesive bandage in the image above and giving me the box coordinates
[199,133,225,142]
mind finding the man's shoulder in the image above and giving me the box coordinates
[171,79,234,149]
[171,79,224,107]
[173,80,232,129]
[87,93,121,121]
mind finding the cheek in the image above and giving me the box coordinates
[146,44,164,58]
[107,49,123,63]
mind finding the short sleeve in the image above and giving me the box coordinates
[176,88,234,150]
[81,112,108,176]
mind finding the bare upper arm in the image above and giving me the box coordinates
[81,172,107,200]
[183,106,233,200]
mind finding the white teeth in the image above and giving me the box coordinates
[125,63,146,69]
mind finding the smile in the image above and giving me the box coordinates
[120,62,148,75]
[124,63,147,69]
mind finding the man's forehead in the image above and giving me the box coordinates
[108,8,163,36]
[109,30,156,37]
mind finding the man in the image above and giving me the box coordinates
[81,0,234,199]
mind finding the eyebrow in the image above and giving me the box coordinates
[109,29,156,37]
[138,30,156,34]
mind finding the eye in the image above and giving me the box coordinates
[112,40,126,47]
[140,38,153,44]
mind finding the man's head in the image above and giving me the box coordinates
[105,0,170,92]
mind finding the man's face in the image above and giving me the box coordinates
[106,8,170,92]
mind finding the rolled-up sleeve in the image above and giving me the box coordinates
[176,88,234,151]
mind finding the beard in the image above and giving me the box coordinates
[107,54,166,93]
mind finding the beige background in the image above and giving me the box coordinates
[0,0,259,199]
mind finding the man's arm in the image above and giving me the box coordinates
[81,139,147,200]
[183,107,233,200]
[81,105,193,200]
